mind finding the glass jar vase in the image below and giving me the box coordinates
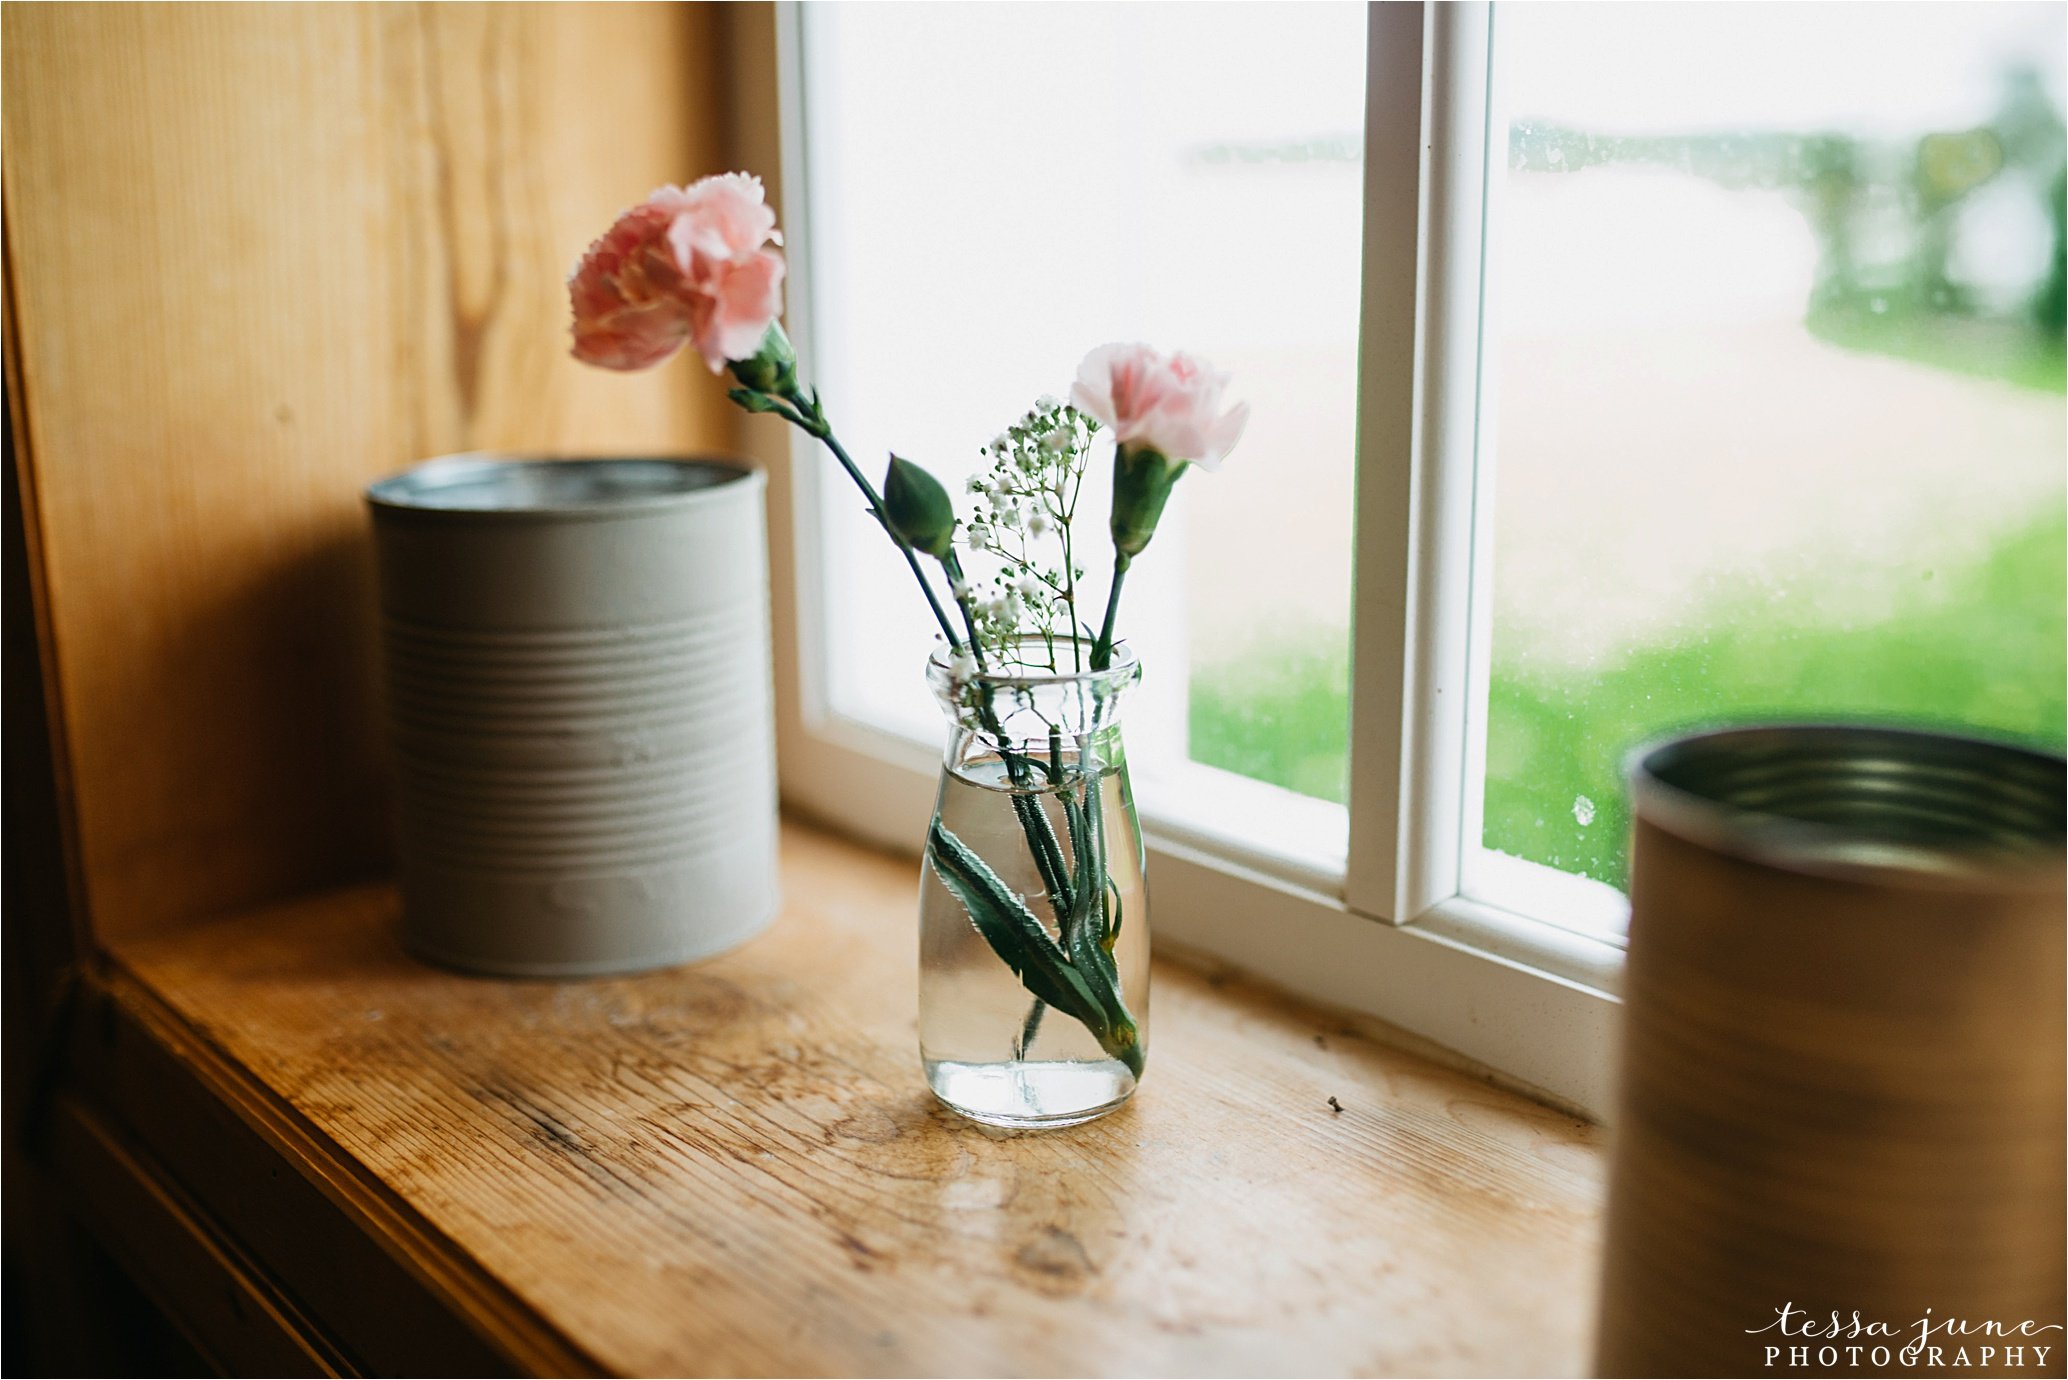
[919,640,1149,1128]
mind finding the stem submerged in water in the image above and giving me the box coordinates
[1015,997,1046,1060]
[934,653,1137,1072]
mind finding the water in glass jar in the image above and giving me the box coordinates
[920,756,1150,1128]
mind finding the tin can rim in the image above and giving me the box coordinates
[366,454,762,521]
[1624,722,2065,888]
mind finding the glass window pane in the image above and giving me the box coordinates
[800,2,1364,822]
[1480,2,2066,911]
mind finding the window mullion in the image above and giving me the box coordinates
[1345,2,1493,926]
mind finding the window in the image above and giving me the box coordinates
[794,1,1364,877]
[736,2,2066,1117]
[1467,1,2067,943]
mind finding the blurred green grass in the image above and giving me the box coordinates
[1189,505,2067,890]
[1808,304,2068,395]
[1186,633,1353,805]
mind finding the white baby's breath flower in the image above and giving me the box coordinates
[948,649,977,679]
[960,392,1104,667]
[950,574,971,599]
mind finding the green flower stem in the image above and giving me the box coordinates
[808,409,1076,935]
[812,426,964,654]
[937,552,1085,942]
[1060,518,1081,672]
[732,361,1137,1071]
[941,552,989,669]
[1011,722,1075,1060]
[758,383,1073,949]
[740,365,959,653]
[1091,555,1130,670]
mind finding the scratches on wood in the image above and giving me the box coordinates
[110,821,1606,1377]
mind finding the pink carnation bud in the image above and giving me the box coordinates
[568,174,787,373]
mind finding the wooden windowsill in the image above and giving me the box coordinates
[86,819,1605,1377]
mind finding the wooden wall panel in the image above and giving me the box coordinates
[2,3,730,941]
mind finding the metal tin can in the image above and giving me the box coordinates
[1600,724,2065,1376]
[366,455,778,977]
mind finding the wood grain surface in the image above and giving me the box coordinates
[111,820,1606,1378]
[2,3,729,945]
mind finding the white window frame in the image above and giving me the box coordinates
[727,1,1622,1118]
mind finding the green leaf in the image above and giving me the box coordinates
[926,821,1108,1038]
[882,455,957,559]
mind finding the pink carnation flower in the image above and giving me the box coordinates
[1070,342,1249,470]
[568,174,786,373]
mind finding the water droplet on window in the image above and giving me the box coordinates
[1573,794,1597,827]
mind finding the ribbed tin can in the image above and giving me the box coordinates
[366,455,778,977]
[1599,724,2065,1377]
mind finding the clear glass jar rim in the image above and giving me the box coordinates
[926,638,1141,690]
